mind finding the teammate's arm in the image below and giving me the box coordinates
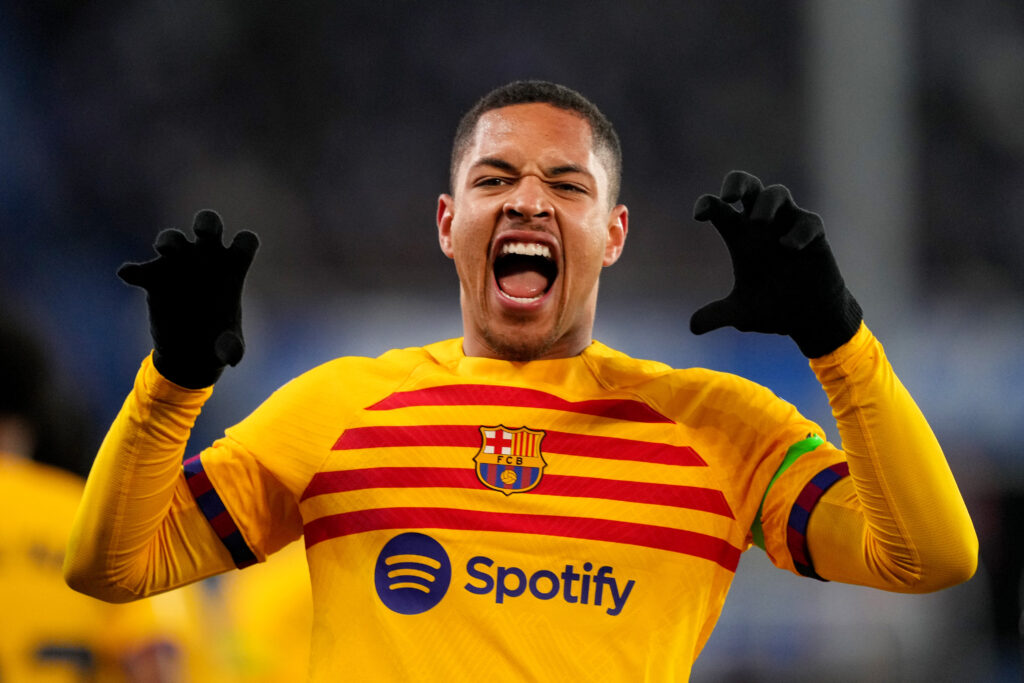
[692,171,977,591]
[65,211,260,602]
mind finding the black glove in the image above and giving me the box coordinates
[691,170,862,358]
[118,210,259,388]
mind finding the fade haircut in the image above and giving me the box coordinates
[450,81,622,204]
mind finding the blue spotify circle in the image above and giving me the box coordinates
[374,532,452,615]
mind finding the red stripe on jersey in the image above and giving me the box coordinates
[787,526,810,567]
[302,466,477,497]
[303,507,741,571]
[333,425,705,466]
[367,384,673,423]
[185,467,214,497]
[209,510,238,538]
[548,431,705,466]
[794,481,824,512]
[300,466,734,518]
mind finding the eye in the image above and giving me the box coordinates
[475,177,511,187]
[552,182,586,194]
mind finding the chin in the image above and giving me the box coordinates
[481,327,559,362]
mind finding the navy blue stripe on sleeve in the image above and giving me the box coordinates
[183,455,258,569]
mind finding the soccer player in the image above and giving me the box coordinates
[65,81,977,681]
[0,319,185,682]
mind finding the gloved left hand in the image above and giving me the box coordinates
[690,170,862,358]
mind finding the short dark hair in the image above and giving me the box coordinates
[450,81,622,203]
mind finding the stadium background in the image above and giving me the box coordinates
[2,1,1022,679]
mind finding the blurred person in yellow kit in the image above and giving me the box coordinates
[208,541,312,682]
[65,81,977,681]
[0,318,189,682]
[0,319,309,682]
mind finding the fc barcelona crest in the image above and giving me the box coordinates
[474,426,547,495]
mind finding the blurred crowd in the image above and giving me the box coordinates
[2,1,1023,680]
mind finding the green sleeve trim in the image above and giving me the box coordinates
[750,433,825,550]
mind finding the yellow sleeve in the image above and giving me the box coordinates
[64,354,237,603]
[804,323,978,592]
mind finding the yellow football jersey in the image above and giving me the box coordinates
[184,339,847,681]
[0,453,180,682]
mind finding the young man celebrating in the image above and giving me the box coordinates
[66,81,977,681]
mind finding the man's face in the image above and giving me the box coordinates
[437,103,628,361]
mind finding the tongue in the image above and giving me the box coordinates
[498,268,548,299]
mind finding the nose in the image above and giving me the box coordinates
[503,177,552,221]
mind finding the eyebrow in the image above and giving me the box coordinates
[469,156,595,181]
[471,157,517,174]
[546,163,592,179]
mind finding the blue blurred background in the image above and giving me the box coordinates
[2,1,1022,679]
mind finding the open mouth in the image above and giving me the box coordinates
[493,241,558,303]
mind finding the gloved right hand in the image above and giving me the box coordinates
[118,210,260,389]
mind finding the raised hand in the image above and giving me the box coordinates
[118,210,259,388]
[691,170,862,358]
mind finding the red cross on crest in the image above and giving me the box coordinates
[474,425,547,495]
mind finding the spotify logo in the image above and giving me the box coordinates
[374,532,452,614]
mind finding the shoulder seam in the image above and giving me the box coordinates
[308,349,440,476]
[579,347,677,424]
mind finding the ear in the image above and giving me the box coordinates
[602,204,628,267]
[437,193,455,259]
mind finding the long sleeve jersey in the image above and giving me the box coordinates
[65,324,977,681]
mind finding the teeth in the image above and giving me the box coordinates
[501,293,544,304]
[501,242,552,259]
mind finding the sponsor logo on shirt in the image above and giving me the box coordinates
[374,533,635,617]
[465,556,635,616]
[474,425,547,495]
[374,533,452,614]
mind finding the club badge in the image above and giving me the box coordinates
[474,426,547,495]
